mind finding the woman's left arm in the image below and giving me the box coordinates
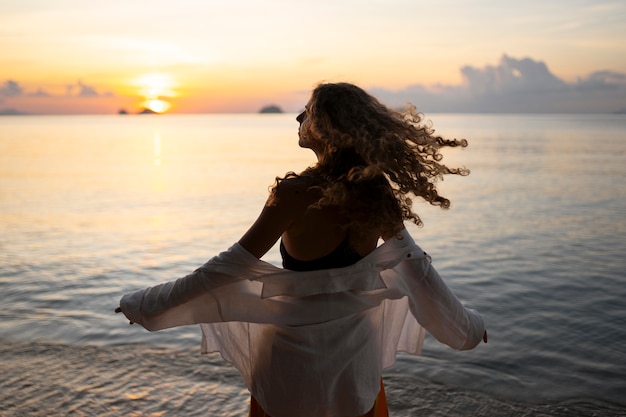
[238,181,304,258]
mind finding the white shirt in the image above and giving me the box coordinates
[120,229,485,417]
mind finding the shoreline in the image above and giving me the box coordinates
[1,340,624,417]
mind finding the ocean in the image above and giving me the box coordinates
[1,113,625,416]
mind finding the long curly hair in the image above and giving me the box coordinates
[271,82,469,237]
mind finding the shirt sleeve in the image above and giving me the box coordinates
[396,253,485,350]
[118,243,274,331]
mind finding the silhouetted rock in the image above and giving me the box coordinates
[259,105,283,114]
[137,108,158,115]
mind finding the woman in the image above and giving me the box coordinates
[116,82,487,417]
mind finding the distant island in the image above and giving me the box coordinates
[259,105,283,114]
[118,108,159,115]
[137,108,159,114]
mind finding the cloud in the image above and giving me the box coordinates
[1,56,625,114]
[0,80,24,97]
[78,82,99,97]
[371,55,626,113]
[576,70,626,89]
[28,88,50,97]
[66,81,114,97]
[460,55,567,95]
[0,79,117,114]
[1,79,112,99]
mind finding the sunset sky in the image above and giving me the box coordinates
[1,0,625,114]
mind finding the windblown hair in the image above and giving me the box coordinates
[271,82,469,237]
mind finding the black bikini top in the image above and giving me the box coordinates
[280,238,364,271]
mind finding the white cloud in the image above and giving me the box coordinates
[461,55,567,95]
[371,55,626,113]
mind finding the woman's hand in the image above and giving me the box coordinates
[115,307,133,325]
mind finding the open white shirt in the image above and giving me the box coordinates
[120,229,485,417]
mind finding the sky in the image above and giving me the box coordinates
[1,0,625,114]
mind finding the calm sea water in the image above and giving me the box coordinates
[1,113,625,416]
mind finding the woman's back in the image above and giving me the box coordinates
[277,178,380,265]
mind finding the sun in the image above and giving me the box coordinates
[143,99,171,113]
[133,72,177,113]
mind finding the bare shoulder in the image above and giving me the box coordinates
[272,175,319,207]
[274,175,311,193]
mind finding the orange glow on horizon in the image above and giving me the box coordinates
[132,72,177,112]
[142,99,171,113]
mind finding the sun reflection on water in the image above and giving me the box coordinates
[153,130,162,166]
